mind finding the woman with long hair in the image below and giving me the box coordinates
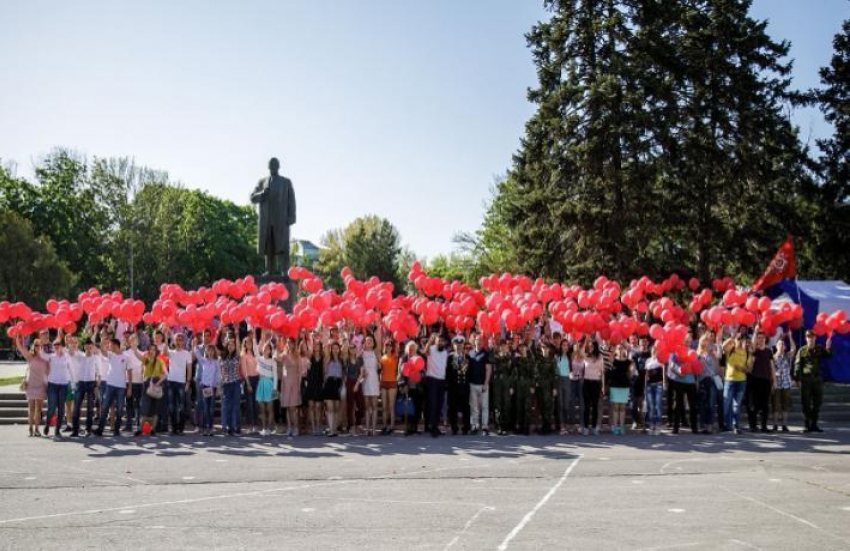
[357,327,382,436]
[133,339,166,437]
[607,343,633,435]
[253,330,278,436]
[582,340,605,436]
[240,336,259,434]
[341,340,364,435]
[193,337,220,436]
[304,339,325,435]
[555,339,574,435]
[398,340,422,436]
[322,341,344,437]
[697,334,721,434]
[275,337,302,437]
[217,330,243,436]
[15,335,48,437]
[379,339,399,434]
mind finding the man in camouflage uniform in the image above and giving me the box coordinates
[514,341,535,435]
[535,342,559,434]
[490,339,515,435]
[793,331,833,433]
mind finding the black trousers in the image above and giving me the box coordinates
[671,380,698,432]
[447,383,471,433]
[747,377,772,430]
[583,380,602,428]
[425,377,445,435]
[404,386,423,433]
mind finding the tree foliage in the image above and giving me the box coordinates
[473,0,844,285]
[803,19,850,281]
[0,151,261,303]
[0,209,75,306]
[317,215,403,292]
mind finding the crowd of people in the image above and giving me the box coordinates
[15,315,834,440]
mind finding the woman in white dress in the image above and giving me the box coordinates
[356,326,382,436]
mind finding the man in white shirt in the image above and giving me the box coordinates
[94,338,131,437]
[123,333,145,433]
[40,339,72,438]
[165,331,193,435]
[70,338,100,437]
[424,332,449,438]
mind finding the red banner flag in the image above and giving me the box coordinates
[752,236,797,291]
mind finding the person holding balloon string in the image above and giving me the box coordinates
[379,339,399,435]
[216,329,243,436]
[398,341,425,435]
[696,332,723,434]
[340,336,365,435]
[794,329,833,433]
[771,331,795,433]
[193,333,221,436]
[667,336,700,435]
[722,331,754,434]
[747,332,777,433]
[643,346,666,436]
[606,344,633,436]
[128,336,165,436]
[321,337,345,437]
[353,326,382,436]
[15,334,48,437]
[580,340,605,436]
[249,329,279,436]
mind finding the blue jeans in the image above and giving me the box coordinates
[699,378,718,427]
[222,381,242,432]
[45,382,68,432]
[72,380,97,433]
[244,375,260,427]
[646,383,663,426]
[167,381,186,432]
[723,380,747,430]
[98,385,126,433]
[196,389,215,431]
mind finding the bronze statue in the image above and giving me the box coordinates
[251,157,296,276]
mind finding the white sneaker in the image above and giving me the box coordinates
[293,429,299,437]
[582,428,589,436]
[631,422,638,430]
[593,428,599,436]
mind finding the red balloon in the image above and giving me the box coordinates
[411,356,425,371]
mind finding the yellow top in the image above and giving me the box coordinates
[725,347,749,382]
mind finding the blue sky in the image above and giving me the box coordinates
[0,1,846,260]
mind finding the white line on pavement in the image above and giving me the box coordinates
[444,505,496,550]
[496,455,582,551]
[721,486,849,544]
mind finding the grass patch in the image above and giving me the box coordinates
[0,376,24,386]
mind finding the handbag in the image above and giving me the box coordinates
[146,383,163,400]
[394,394,415,418]
[202,386,214,398]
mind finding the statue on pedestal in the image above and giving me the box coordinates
[251,157,296,276]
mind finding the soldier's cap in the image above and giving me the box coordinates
[452,336,466,345]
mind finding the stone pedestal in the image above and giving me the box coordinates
[254,274,298,313]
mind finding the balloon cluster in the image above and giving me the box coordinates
[3,266,849,354]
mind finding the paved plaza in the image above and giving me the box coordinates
[1,425,849,550]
